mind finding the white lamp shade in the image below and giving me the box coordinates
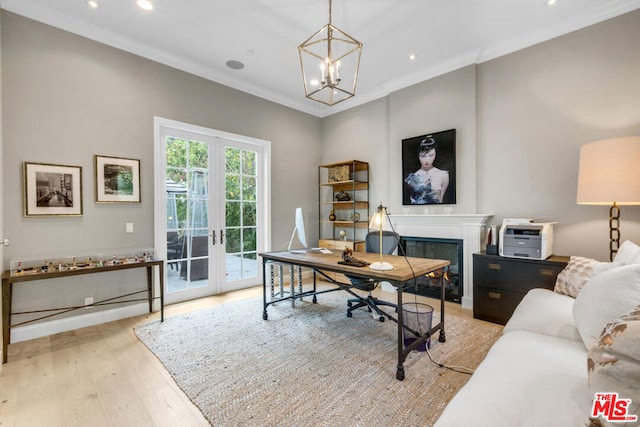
[369,208,392,230]
[577,137,640,205]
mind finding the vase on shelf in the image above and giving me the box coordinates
[329,210,336,221]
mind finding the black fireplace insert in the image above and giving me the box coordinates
[399,236,463,303]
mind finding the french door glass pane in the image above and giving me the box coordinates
[243,202,256,226]
[225,146,258,282]
[166,136,210,292]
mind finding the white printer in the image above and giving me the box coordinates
[499,219,554,260]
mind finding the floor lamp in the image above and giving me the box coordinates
[369,204,394,271]
[576,137,640,261]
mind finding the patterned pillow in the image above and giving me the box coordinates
[587,305,640,426]
[554,256,615,298]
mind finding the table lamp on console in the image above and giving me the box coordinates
[577,136,640,261]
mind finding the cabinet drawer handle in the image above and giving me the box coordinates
[488,263,501,270]
[488,291,502,299]
[539,269,555,276]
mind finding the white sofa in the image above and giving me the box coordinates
[435,244,640,427]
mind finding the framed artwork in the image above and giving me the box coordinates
[23,162,83,217]
[402,128,456,205]
[95,155,141,203]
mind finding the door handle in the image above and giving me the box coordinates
[210,230,216,245]
[220,230,225,245]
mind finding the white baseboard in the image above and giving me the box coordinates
[11,303,150,343]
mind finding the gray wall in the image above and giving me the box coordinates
[322,10,640,261]
[477,10,640,260]
[2,11,322,262]
[389,65,478,214]
[1,11,321,328]
[3,8,640,335]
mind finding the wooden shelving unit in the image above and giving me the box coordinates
[318,160,369,252]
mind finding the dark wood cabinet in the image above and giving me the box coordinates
[473,252,569,325]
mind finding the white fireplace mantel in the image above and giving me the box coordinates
[388,214,493,310]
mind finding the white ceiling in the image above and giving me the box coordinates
[2,0,640,117]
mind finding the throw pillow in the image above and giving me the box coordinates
[614,240,640,265]
[573,263,640,349]
[587,304,640,426]
[554,256,615,298]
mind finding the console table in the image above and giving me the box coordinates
[2,259,164,363]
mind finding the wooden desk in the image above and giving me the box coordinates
[259,250,449,381]
[2,259,164,364]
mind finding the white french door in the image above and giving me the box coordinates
[154,118,271,304]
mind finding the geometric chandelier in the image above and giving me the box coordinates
[298,0,363,106]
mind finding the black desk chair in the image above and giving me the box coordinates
[346,231,399,322]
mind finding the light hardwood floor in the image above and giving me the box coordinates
[0,284,471,426]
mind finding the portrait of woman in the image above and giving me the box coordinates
[402,129,456,205]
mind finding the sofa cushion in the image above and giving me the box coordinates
[573,264,640,349]
[587,304,640,426]
[435,330,590,427]
[614,240,640,265]
[554,256,616,298]
[504,288,581,342]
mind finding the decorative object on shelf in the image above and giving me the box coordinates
[339,229,347,240]
[8,248,156,276]
[402,129,457,206]
[95,155,141,203]
[23,162,83,217]
[576,136,640,261]
[298,0,363,106]
[328,165,350,182]
[369,203,394,271]
[335,190,351,201]
[349,212,361,222]
[329,209,336,221]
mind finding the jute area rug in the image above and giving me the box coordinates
[135,290,502,427]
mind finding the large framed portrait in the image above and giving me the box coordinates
[95,155,141,203]
[23,162,83,217]
[402,129,456,205]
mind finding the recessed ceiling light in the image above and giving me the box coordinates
[86,0,100,9]
[226,60,245,70]
[136,0,153,11]
[310,79,320,86]
[408,53,417,61]
[546,0,557,5]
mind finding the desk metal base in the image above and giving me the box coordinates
[260,251,448,381]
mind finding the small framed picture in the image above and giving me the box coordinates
[95,155,141,203]
[23,162,83,217]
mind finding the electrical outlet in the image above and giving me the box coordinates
[85,297,94,308]
[126,222,134,233]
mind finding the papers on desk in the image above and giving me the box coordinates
[311,247,332,254]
